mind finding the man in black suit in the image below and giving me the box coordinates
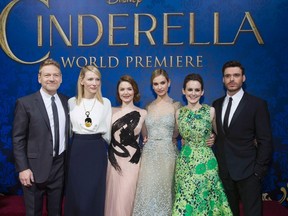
[212,60,273,216]
[13,59,69,216]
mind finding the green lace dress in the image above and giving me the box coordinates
[172,105,232,216]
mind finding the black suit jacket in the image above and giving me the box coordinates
[212,92,272,181]
[13,91,69,183]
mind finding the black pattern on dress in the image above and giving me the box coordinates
[108,110,141,172]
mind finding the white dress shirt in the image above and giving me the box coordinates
[40,88,66,155]
[221,88,244,126]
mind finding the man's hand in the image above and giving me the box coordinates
[19,169,34,187]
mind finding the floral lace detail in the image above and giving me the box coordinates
[172,104,233,216]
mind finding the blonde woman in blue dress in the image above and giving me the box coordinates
[133,69,181,216]
[172,73,232,216]
[65,65,112,216]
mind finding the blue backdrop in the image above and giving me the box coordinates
[0,0,287,207]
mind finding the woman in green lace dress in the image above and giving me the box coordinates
[172,74,232,216]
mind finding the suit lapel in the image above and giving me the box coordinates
[58,94,69,118]
[216,97,226,134]
[58,94,69,147]
[229,93,248,129]
[58,94,69,135]
[34,91,51,130]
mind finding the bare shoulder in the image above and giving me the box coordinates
[112,106,121,115]
[209,106,216,120]
[176,108,180,117]
[210,106,215,114]
[172,100,182,111]
[135,107,147,118]
[145,101,153,110]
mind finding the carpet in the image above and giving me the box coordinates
[0,195,288,216]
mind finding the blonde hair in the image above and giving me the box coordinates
[150,68,170,84]
[76,65,103,105]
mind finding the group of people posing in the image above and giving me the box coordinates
[12,58,273,216]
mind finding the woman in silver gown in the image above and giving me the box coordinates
[133,69,181,216]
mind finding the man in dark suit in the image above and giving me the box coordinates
[212,60,273,216]
[13,59,69,216]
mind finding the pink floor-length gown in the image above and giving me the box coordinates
[105,108,146,216]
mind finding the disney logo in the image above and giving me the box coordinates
[106,0,142,7]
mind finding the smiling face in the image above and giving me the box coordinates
[182,80,204,105]
[223,66,246,96]
[38,65,62,95]
[152,75,170,97]
[80,71,101,98]
[118,81,134,104]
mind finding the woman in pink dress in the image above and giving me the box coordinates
[105,75,147,216]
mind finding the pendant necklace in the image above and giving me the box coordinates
[83,98,97,127]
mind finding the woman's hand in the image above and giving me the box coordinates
[206,133,216,147]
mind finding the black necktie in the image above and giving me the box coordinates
[223,97,233,133]
[51,96,59,155]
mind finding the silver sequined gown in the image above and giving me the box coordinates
[133,101,180,216]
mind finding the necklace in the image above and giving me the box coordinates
[83,98,97,127]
